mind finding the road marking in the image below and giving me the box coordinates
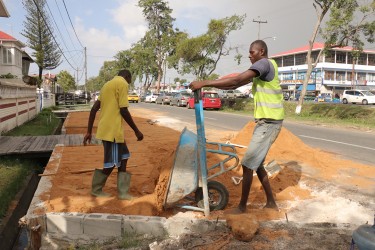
[190,115,216,120]
[299,135,375,151]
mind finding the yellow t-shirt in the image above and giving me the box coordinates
[96,76,129,142]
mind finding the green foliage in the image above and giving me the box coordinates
[0,73,17,79]
[138,0,178,90]
[221,98,253,111]
[4,108,61,136]
[170,14,245,80]
[21,0,62,81]
[0,156,45,218]
[321,0,375,50]
[0,157,33,217]
[57,70,76,91]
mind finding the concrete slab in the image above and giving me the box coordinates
[46,212,84,235]
[123,215,167,237]
[83,213,123,237]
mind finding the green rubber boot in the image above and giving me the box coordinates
[91,169,111,197]
[117,172,134,200]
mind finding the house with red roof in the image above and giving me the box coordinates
[0,31,34,79]
[270,42,375,101]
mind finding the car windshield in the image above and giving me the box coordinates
[204,93,219,98]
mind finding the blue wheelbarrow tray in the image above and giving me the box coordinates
[164,127,199,205]
[164,127,239,207]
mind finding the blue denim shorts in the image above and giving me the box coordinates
[102,140,130,168]
[241,120,282,171]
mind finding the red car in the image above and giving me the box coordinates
[186,91,221,110]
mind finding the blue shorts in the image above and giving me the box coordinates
[102,140,130,168]
[241,120,282,171]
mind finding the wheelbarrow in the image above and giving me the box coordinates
[164,89,239,216]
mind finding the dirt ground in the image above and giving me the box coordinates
[40,107,375,249]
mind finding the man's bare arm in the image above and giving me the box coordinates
[120,107,144,141]
[83,100,100,145]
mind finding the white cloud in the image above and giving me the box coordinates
[110,0,148,43]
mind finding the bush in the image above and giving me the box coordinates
[221,98,253,111]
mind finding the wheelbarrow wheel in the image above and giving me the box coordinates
[195,181,229,211]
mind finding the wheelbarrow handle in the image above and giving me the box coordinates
[193,89,202,104]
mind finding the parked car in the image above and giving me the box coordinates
[341,89,375,105]
[186,91,221,110]
[139,93,148,102]
[317,93,332,103]
[233,89,246,98]
[170,92,191,107]
[155,92,173,105]
[219,90,235,98]
[128,92,139,103]
[145,93,159,103]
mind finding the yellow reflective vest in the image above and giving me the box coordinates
[252,59,284,120]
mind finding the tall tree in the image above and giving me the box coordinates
[57,70,75,91]
[169,14,245,80]
[295,0,375,114]
[115,37,158,93]
[138,0,176,93]
[21,0,62,85]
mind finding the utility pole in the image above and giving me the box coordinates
[253,17,268,39]
[84,47,87,89]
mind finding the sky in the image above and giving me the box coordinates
[0,0,373,87]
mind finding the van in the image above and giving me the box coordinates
[342,90,375,105]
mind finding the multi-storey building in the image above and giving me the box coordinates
[270,43,375,100]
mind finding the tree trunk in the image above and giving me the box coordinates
[38,66,43,88]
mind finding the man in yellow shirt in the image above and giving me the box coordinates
[84,69,143,200]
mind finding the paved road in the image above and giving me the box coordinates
[133,102,375,166]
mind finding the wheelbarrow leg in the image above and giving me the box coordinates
[194,89,210,217]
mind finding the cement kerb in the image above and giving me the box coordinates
[37,211,227,248]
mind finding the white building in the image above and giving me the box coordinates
[0,29,38,134]
[270,43,375,100]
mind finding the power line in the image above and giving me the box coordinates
[31,0,76,70]
[45,1,81,67]
[62,0,84,48]
[53,0,80,54]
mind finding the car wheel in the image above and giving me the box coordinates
[362,99,368,105]
[195,181,229,211]
[342,98,348,104]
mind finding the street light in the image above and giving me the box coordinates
[261,36,277,41]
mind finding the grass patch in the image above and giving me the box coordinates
[0,107,62,219]
[0,156,44,218]
[3,108,61,136]
[222,100,375,130]
[69,232,167,250]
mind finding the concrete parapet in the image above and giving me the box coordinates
[35,212,228,249]
[46,212,84,235]
[124,215,167,237]
[164,213,227,237]
[83,213,123,237]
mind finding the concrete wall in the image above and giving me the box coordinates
[0,79,38,134]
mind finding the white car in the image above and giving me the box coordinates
[341,89,375,105]
[233,89,246,98]
[145,93,159,103]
